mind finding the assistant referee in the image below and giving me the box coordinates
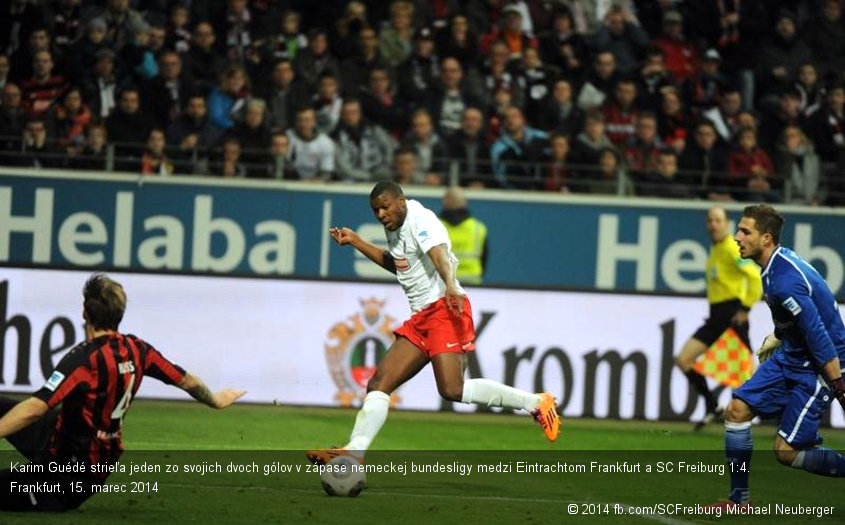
[675,207,762,429]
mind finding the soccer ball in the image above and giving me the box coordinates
[320,456,366,497]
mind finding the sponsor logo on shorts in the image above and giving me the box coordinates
[782,296,802,316]
[45,371,65,392]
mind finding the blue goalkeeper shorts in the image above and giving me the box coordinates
[733,355,833,447]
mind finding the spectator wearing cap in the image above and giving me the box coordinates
[143,51,199,129]
[340,26,389,98]
[490,106,549,190]
[592,4,650,75]
[576,50,618,111]
[436,15,480,71]
[81,48,121,118]
[758,87,806,154]
[803,0,845,77]
[295,28,341,91]
[379,1,416,68]
[682,48,726,116]
[182,23,228,95]
[401,108,449,185]
[396,27,441,109]
[756,10,813,102]
[20,50,68,117]
[66,18,112,84]
[537,7,589,83]
[260,58,309,132]
[541,78,585,136]
[653,10,698,83]
[82,0,146,51]
[480,4,538,60]
[426,57,484,138]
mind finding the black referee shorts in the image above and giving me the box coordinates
[692,299,751,348]
[0,396,97,512]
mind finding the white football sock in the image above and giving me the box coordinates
[461,378,542,412]
[345,391,390,453]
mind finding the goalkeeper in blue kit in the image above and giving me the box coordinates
[713,205,845,509]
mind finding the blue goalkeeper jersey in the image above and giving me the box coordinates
[762,246,845,370]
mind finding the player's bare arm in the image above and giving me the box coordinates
[178,373,246,410]
[329,227,396,274]
[0,397,49,439]
[428,243,464,315]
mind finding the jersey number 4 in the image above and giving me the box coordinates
[111,373,136,421]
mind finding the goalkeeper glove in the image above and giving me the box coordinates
[756,334,781,364]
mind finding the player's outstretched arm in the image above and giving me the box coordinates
[428,243,464,315]
[178,373,246,410]
[0,397,49,439]
[329,226,396,273]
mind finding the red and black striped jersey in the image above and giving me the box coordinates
[33,333,186,479]
[20,75,68,116]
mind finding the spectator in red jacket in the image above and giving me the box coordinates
[602,77,639,147]
[653,10,698,83]
[728,126,778,201]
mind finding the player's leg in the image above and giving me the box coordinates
[774,375,845,477]
[714,357,787,507]
[343,337,429,454]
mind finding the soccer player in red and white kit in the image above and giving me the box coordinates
[0,274,246,512]
[307,182,560,464]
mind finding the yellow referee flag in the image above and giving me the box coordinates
[693,328,754,389]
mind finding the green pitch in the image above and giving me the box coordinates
[2,400,842,525]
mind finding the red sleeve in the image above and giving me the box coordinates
[143,344,187,386]
[33,346,92,409]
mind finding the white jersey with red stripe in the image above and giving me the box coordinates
[386,199,464,312]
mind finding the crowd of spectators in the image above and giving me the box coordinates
[1,0,844,205]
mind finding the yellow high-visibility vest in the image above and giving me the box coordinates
[442,217,487,285]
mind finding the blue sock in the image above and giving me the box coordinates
[725,421,752,504]
[792,447,845,477]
